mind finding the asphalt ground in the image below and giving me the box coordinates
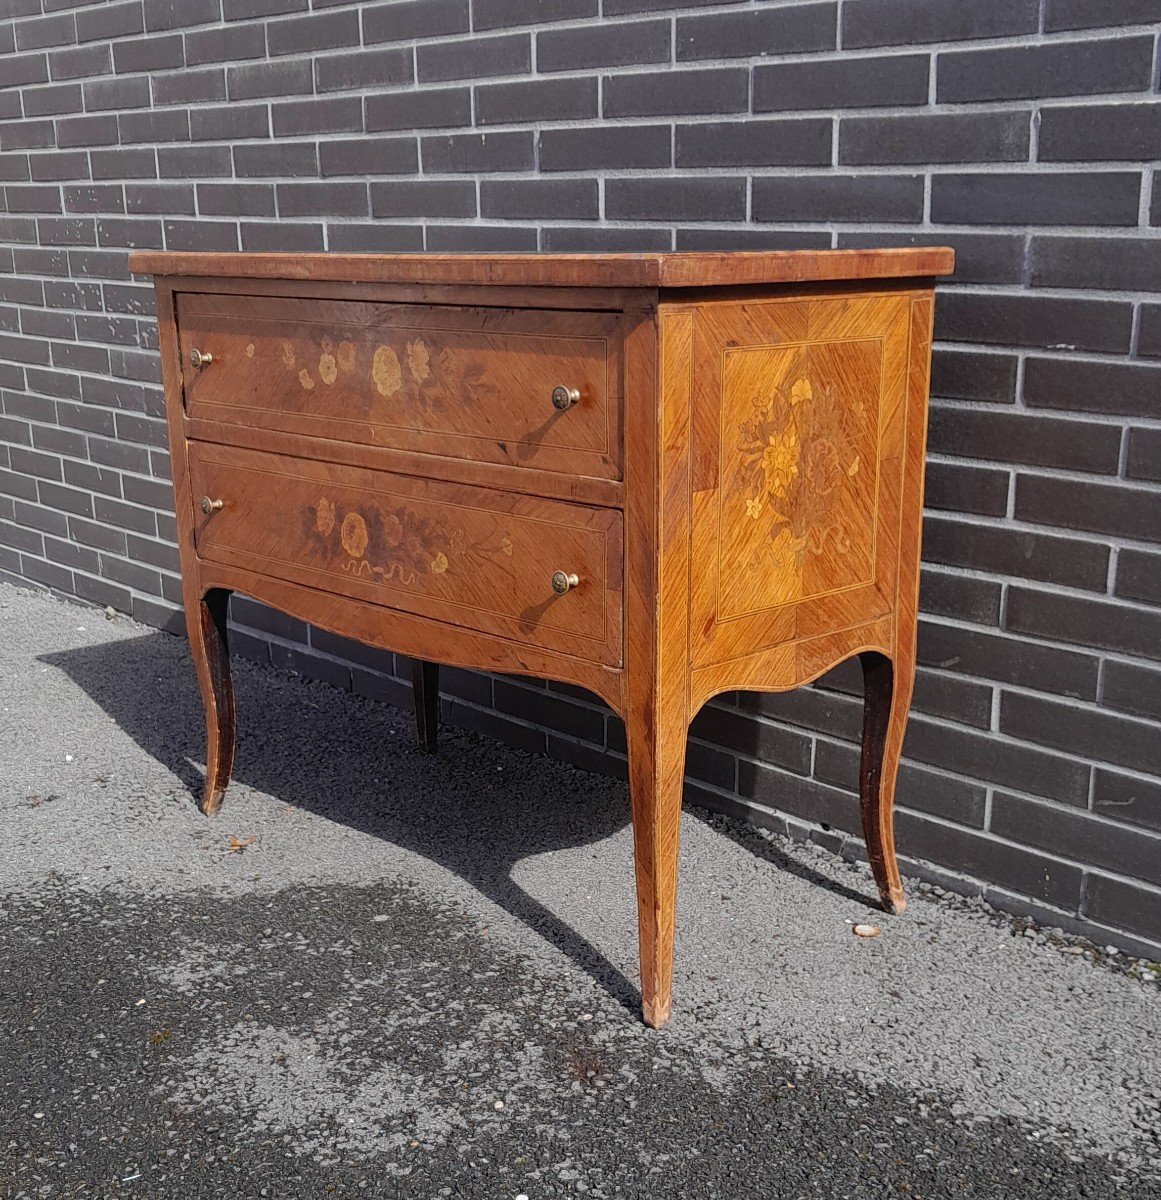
[1,582,1159,1198]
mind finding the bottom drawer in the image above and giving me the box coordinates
[188,443,623,666]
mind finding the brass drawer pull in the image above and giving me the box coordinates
[199,496,224,516]
[551,570,579,595]
[551,385,579,412]
[190,347,213,369]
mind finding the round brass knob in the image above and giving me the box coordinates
[189,347,213,369]
[551,570,579,595]
[199,496,224,516]
[551,385,579,412]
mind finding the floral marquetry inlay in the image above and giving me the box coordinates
[718,338,882,620]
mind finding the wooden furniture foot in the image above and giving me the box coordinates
[859,650,909,914]
[187,587,235,817]
[411,658,439,752]
[626,711,688,1029]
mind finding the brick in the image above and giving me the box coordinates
[932,172,1140,228]
[1093,769,1161,836]
[91,148,157,181]
[272,97,362,137]
[190,104,268,142]
[1039,103,1161,162]
[924,460,1008,519]
[539,124,670,171]
[937,37,1154,104]
[239,221,325,252]
[543,226,672,252]
[418,33,529,82]
[75,1,144,42]
[1045,0,1161,32]
[480,179,598,221]
[1007,586,1161,663]
[320,137,417,178]
[912,668,993,728]
[24,82,84,117]
[900,810,1084,908]
[420,131,533,173]
[363,0,470,43]
[316,48,413,93]
[604,68,749,118]
[1083,873,1161,944]
[840,112,1030,166]
[538,20,667,72]
[677,4,835,61]
[1017,475,1161,545]
[926,406,1121,475]
[606,178,746,222]
[1141,306,1161,358]
[118,109,191,145]
[158,145,232,179]
[267,9,360,57]
[494,678,603,743]
[922,515,1109,592]
[754,54,929,112]
[753,175,923,224]
[677,118,831,168]
[426,224,537,251]
[472,0,595,30]
[152,66,226,106]
[371,180,476,218]
[843,0,1038,47]
[126,182,195,215]
[15,12,76,52]
[1023,357,1161,419]
[225,0,306,17]
[196,182,276,218]
[1030,235,1161,292]
[328,223,425,253]
[145,0,218,31]
[112,32,184,73]
[185,22,266,64]
[1127,428,1161,485]
[277,182,369,218]
[936,294,1132,355]
[476,77,598,126]
[46,43,109,80]
[228,60,313,101]
[366,88,471,132]
[1103,660,1161,723]
[692,700,813,775]
[234,142,318,178]
[993,792,1161,887]
[930,350,1018,403]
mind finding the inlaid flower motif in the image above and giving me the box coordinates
[340,511,369,559]
[315,496,335,536]
[372,345,402,398]
[430,551,448,575]
[406,339,431,384]
[803,437,841,498]
[763,430,800,499]
[381,511,403,547]
[790,377,813,406]
[746,496,764,520]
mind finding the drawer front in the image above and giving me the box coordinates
[188,443,623,666]
[177,293,623,482]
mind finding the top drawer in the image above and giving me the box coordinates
[176,292,623,482]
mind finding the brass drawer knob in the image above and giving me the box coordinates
[199,496,224,516]
[551,570,579,595]
[189,347,213,369]
[551,385,579,412]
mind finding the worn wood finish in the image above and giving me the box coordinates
[135,249,951,1029]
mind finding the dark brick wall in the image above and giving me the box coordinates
[2,0,1160,954]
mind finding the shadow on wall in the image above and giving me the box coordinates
[40,627,876,1011]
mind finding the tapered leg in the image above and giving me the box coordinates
[186,587,235,818]
[625,706,688,1029]
[411,658,439,752]
[858,650,910,914]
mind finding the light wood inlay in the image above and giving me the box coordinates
[132,249,952,1030]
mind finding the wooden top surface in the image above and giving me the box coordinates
[127,247,954,289]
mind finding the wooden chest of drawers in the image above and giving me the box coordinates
[130,249,954,1028]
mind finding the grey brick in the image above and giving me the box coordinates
[224,0,305,17]
[1093,769,1161,835]
[937,37,1154,104]
[363,0,470,43]
[152,66,226,106]
[472,0,595,30]
[272,97,361,137]
[46,43,109,81]
[1045,0,1161,32]
[1023,357,1161,419]
[844,0,1038,47]
[539,124,670,171]
[228,60,313,101]
[480,178,598,220]
[537,20,668,72]
[77,1,145,42]
[840,112,1030,165]
[936,294,1132,355]
[604,68,749,118]
[1031,235,1161,292]
[1127,428,1161,485]
[677,118,831,168]
[1083,874,1161,944]
[1007,586,1161,663]
[233,142,318,178]
[316,48,413,93]
[185,22,266,64]
[1015,475,1161,545]
[371,179,476,218]
[268,9,360,57]
[677,3,835,60]
[543,226,672,251]
[932,172,1140,227]
[196,182,276,217]
[476,77,598,126]
[1141,305,1161,358]
[366,88,471,132]
[606,177,746,222]
[418,33,529,83]
[15,11,76,52]
[1039,103,1161,162]
[277,182,369,218]
[924,460,1009,519]
[118,109,191,145]
[328,223,425,252]
[112,32,184,73]
[240,221,325,252]
[754,54,929,112]
[1103,660,1161,724]
[426,225,537,251]
[320,137,417,178]
[145,0,218,31]
[421,131,534,173]
[753,174,924,224]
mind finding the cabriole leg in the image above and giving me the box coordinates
[858,649,910,914]
[187,587,235,818]
[411,658,439,752]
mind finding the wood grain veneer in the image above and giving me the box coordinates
[130,248,953,1028]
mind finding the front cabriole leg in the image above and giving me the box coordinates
[186,586,236,817]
